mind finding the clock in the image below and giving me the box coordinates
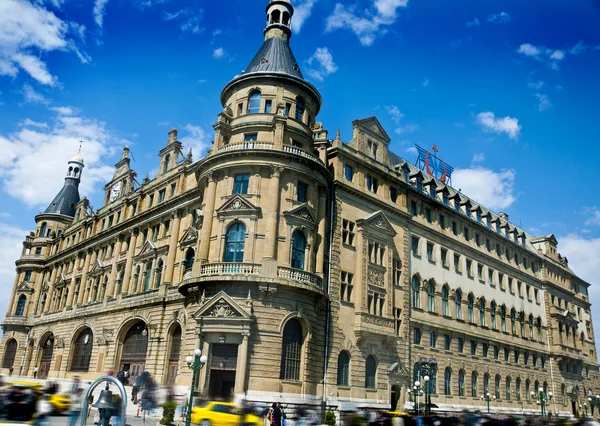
[109,182,122,202]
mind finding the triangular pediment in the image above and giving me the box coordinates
[89,259,106,274]
[17,281,35,293]
[354,117,391,142]
[358,211,397,236]
[193,291,251,319]
[138,240,158,257]
[178,227,198,248]
[216,194,261,217]
[284,203,316,224]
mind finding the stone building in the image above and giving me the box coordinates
[1,0,598,416]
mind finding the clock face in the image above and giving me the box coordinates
[110,182,122,202]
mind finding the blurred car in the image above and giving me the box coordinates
[48,393,70,414]
[0,382,40,424]
[191,401,262,426]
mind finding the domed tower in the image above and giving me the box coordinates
[181,0,331,404]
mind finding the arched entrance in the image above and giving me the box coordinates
[2,339,17,371]
[119,321,148,380]
[166,325,182,386]
[39,334,54,379]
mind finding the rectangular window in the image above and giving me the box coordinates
[341,272,354,303]
[425,208,432,223]
[454,253,461,273]
[116,211,121,223]
[24,270,32,281]
[486,239,491,251]
[390,187,398,203]
[284,103,291,117]
[244,133,258,142]
[457,337,464,353]
[147,195,154,208]
[475,233,480,246]
[35,247,42,255]
[342,219,356,246]
[152,224,159,241]
[395,308,402,336]
[158,189,166,203]
[411,237,420,257]
[265,99,272,113]
[535,289,539,303]
[488,269,494,285]
[414,328,422,345]
[494,346,499,360]
[508,278,514,293]
[439,214,446,229]
[452,221,458,235]
[482,343,489,357]
[393,258,402,285]
[471,341,477,356]
[444,335,451,350]
[410,201,418,216]
[466,259,473,278]
[170,183,176,197]
[504,348,510,362]
[297,181,308,203]
[233,174,250,194]
[366,175,378,193]
[498,273,504,289]
[430,331,437,348]
[443,194,449,205]
[426,242,434,261]
[292,140,303,148]
[464,226,470,241]
[237,103,243,116]
[163,220,170,237]
[344,165,353,181]
[441,248,448,267]
[131,201,137,216]
[108,215,114,227]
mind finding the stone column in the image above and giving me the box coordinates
[43,267,59,313]
[107,236,123,298]
[81,250,97,304]
[263,166,283,260]
[164,211,182,284]
[198,172,217,263]
[315,188,327,276]
[7,272,20,316]
[148,258,157,290]
[32,270,46,315]
[234,334,249,395]
[76,250,93,305]
[122,229,139,294]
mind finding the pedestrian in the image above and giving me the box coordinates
[9,367,13,377]
[131,384,139,404]
[71,376,80,394]
[98,407,112,426]
[35,393,52,426]
[269,403,282,426]
[33,367,38,379]
[278,403,287,426]
[68,389,83,426]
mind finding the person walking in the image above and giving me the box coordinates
[268,403,282,426]
[68,389,83,426]
[33,367,38,379]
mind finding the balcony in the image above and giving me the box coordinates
[200,262,262,276]
[211,142,324,166]
[277,266,322,289]
[2,315,31,327]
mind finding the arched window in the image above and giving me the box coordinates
[543,381,548,395]
[479,298,486,326]
[15,294,26,316]
[40,222,47,237]
[411,276,420,309]
[500,305,507,332]
[490,302,497,330]
[444,368,452,395]
[526,379,531,400]
[280,319,303,380]
[248,91,261,114]
[429,365,437,394]
[442,285,449,316]
[2,339,17,368]
[455,290,462,320]
[511,308,516,334]
[458,369,465,396]
[117,271,124,294]
[282,11,290,26]
[224,223,246,262]
[163,154,170,173]
[506,376,511,400]
[291,231,306,270]
[427,281,435,312]
[70,328,93,371]
[295,97,305,121]
[184,248,195,270]
[561,384,566,405]
[516,377,521,401]
[483,373,490,395]
[495,375,501,399]
[536,318,542,341]
[143,262,152,291]
[337,351,350,386]
[471,371,478,397]
[467,294,474,323]
[133,266,140,291]
[155,260,163,287]
[534,380,539,395]
[365,355,377,389]
[270,10,280,24]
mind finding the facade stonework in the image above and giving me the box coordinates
[1,0,598,417]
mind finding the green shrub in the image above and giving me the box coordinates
[160,401,178,425]
[323,410,336,426]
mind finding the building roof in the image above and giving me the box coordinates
[43,180,80,218]
[244,37,304,79]
[70,151,84,164]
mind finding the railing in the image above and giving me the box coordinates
[215,142,274,154]
[282,145,324,165]
[199,262,262,276]
[277,266,322,288]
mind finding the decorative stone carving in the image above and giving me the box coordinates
[362,314,394,328]
[210,299,241,318]
[368,267,385,287]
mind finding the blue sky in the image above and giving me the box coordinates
[1,0,600,342]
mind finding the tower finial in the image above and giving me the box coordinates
[79,140,84,151]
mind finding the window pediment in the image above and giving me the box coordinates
[193,290,251,320]
[216,194,261,219]
[16,281,35,293]
[283,203,316,226]
[88,259,107,276]
[178,227,198,248]
[357,210,396,237]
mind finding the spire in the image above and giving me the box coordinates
[43,152,84,217]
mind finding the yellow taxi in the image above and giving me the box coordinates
[48,393,70,414]
[190,402,262,426]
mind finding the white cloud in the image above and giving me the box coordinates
[584,207,600,226]
[518,43,541,58]
[405,146,417,156]
[306,47,338,82]
[0,108,123,207]
[472,153,485,163]
[517,43,572,70]
[466,18,480,28]
[0,222,31,325]
[179,124,211,159]
[550,50,565,61]
[325,0,408,46]
[94,0,109,28]
[0,0,89,85]
[212,47,225,59]
[534,93,551,111]
[395,124,418,134]
[422,78,429,87]
[476,111,521,139]
[569,40,587,55]
[527,80,545,90]
[292,0,317,33]
[487,12,511,24]
[22,83,49,104]
[20,118,49,129]
[385,105,404,124]
[452,167,516,210]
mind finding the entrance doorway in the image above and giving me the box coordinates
[39,335,54,379]
[166,325,182,386]
[208,344,237,400]
[119,322,148,381]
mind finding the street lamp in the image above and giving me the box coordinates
[583,402,589,418]
[412,381,424,415]
[595,395,600,418]
[480,392,496,413]
[419,357,438,417]
[185,349,208,426]
[531,387,553,418]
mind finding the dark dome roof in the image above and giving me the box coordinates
[43,180,80,217]
[245,37,303,79]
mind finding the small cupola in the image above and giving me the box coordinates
[265,0,294,41]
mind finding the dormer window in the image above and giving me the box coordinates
[442,193,449,205]
[367,140,378,160]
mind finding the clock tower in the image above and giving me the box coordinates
[104,145,137,205]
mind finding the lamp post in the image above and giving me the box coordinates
[595,395,600,418]
[531,387,553,418]
[412,381,424,415]
[419,357,438,417]
[583,402,589,418]
[480,392,495,414]
[185,349,208,426]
